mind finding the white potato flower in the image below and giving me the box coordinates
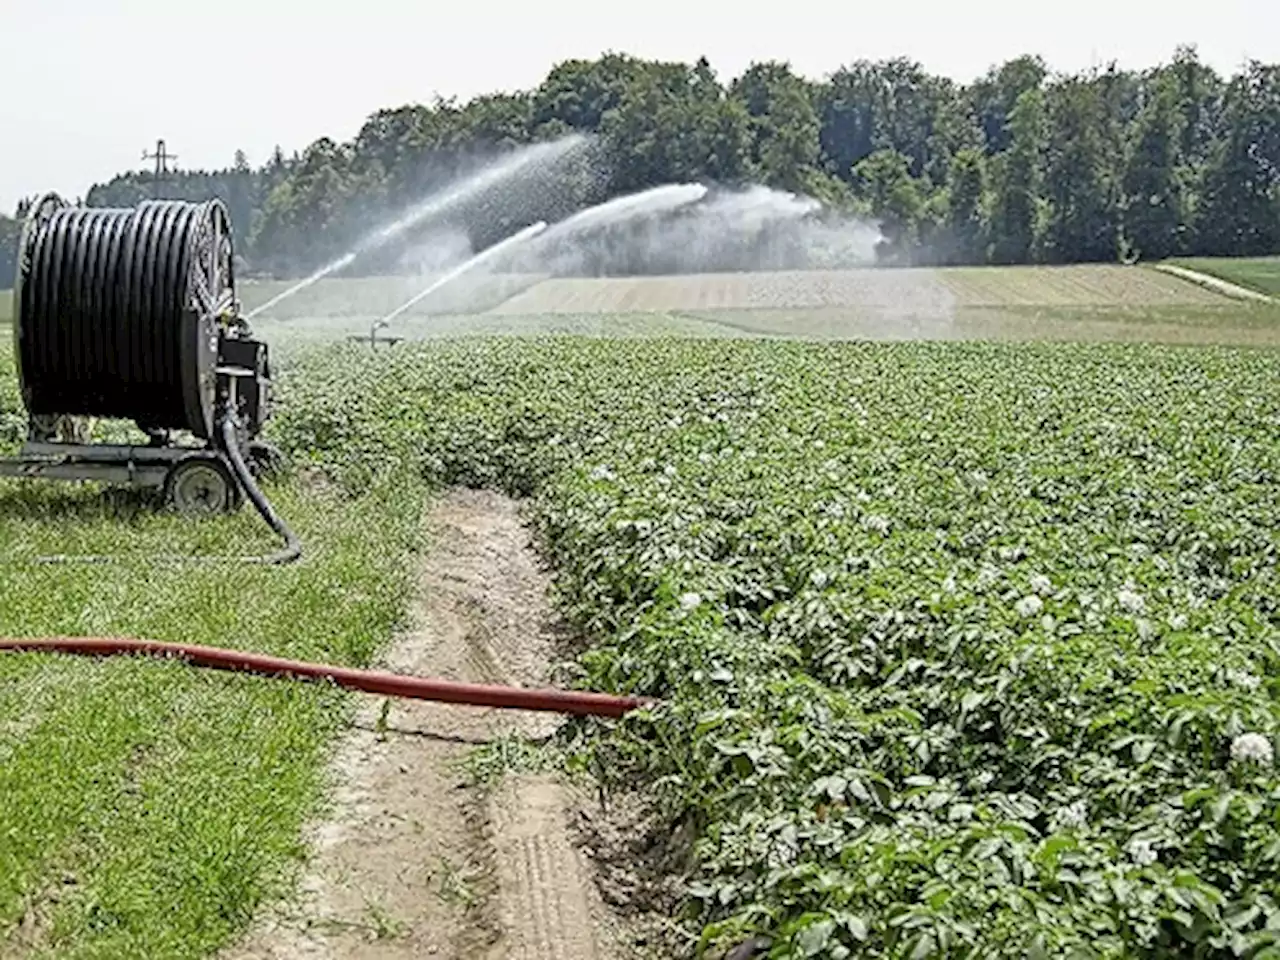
[679,592,703,611]
[1015,595,1044,618]
[1126,837,1157,867]
[862,515,890,534]
[1226,669,1262,692]
[1117,587,1145,615]
[1231,732,1274,765]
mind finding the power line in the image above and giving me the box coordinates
[141,139,178,198]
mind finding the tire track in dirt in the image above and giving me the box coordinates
[225,489,627,960]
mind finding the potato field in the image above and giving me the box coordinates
[273,335,1280,957]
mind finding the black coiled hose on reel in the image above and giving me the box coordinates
[16,196,230,438]
[10,195,300,565]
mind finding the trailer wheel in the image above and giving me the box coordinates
[165,455,243,515]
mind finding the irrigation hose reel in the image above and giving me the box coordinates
[2,194,297,560]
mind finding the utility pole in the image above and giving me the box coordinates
[141,139,178,198]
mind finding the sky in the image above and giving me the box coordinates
[1,0,1277,214]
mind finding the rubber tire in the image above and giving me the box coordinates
[164,454,243,515]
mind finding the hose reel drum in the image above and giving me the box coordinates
[2,193,281,517]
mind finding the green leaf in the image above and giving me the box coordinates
[909,932,938,960]
[1209,793,1233,826]
[795,919,836,956]
[961,690,986,712]
[842,915,869,942]
[1228,904,1262,929]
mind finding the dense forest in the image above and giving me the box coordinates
[2,46,1279,285]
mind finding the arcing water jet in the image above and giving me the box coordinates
[365,221,549,342]
[245,251,360,321]
[507,183,882,277]
[245,135,586,320]
[506,183,708,277]
[543,183,708,237]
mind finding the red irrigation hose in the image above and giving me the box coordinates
[0,638,645,719]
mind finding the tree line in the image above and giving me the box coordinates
[2,46,1279,286]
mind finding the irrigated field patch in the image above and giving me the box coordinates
[233,265,1271,349]
[488,265,1224,316]
[239,273,548,321]
[256,310,743,348]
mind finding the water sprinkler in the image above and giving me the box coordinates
[353,221,549,348]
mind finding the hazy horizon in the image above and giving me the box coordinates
[1,0,1275,214]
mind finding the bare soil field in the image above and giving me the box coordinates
[235,262,1280,348]
[488,269,954,314]
[488,264,1227,315]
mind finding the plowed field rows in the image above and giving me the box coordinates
[488,269,954,314]
[488,265,1226,315]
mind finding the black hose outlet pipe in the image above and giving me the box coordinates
[220,414,302,565]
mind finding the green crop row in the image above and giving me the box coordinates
[271,338,1280,958]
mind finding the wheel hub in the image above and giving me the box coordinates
[171,460,234,515]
